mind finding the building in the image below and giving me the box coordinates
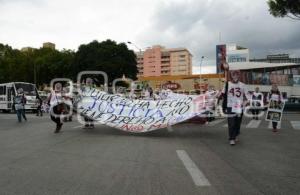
[229,61,300,98]
[21,47,35,52]
[136,45,192,77]
[251,54,300,64]
[216,44,249,73]
[137,73,224,92]
[43,42,55,50]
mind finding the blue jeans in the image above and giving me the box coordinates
[16,109,27,122]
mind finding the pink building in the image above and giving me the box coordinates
[136,45,192,77]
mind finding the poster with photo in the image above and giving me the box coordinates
[265,100,285,123]
[293,75,300,86]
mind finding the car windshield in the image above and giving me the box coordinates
[15,83,36,96]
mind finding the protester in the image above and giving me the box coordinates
[204,85,219,123]
[35,95,43,117]
[251,87,263,120]
[143,87,151,100]
[13,88,27,122]
[220,63,250,146]
[160,85,172,99]
[82,78,95,129]
[268,84,283,132]
[62,87,72,122]
[47,82,67,133]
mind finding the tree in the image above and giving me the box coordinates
[268,0,300,20]
[73,39,138,84]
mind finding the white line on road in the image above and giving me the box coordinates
[291,121,300,130]
[73,125,83,129]
[246,120,261,128]
[176,150,211,187]
[208,119,225,126]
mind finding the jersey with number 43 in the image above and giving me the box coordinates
[222,81,249,113]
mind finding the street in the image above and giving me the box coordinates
[0,112,300,195]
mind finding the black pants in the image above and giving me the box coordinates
[252,109,259,117]
[84,117,94,125]
[272,122,278,129]
[36,105,43,116]
[50,105,63,125]
[227,108,243,140]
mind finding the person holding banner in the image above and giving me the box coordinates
[221,63,250,146]
[82,78,95,129]
[47,83,66,133]
[251,87,263,120]
[268,84,283,132]
[204,85,219,123]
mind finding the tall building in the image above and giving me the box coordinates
[216,43,249,73]
[43,42,55,50]
[137,45,192,77]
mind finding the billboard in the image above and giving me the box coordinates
[216,45,226,73]
[294,75,300,86]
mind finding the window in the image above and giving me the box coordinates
[0,86,6,95]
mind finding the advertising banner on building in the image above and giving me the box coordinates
[216,45,226,73]
[265,100,285,123]
[293,75,300,86]
[77,88,207,133]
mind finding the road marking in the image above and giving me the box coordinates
[176,150,211,186]
[223,124,228,128]
[73,125,83,129]
[268,121,281,129]
[291,121,300,130]
[246,120,261,128]
[208,119,225,126]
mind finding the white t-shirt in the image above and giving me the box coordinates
[205,90,219,110]
[269,93,282,102]
[223,81,249,113]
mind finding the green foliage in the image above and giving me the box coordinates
[73,39,137,83]
[268,0,300,20]
[0,40,138,87]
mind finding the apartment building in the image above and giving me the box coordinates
[136,45,192,77]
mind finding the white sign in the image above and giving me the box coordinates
[265,100,285,123]
[77,88,207,132]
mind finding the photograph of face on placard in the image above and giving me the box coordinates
[266,111,282,122]
[269,100,285,110]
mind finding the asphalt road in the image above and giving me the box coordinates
[0,112,299,195]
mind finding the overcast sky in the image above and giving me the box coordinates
[1,0,300,74]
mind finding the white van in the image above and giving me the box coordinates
[0,82,38,112]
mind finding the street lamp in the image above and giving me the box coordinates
[127,41,142,53]
[127,41,143,77]
[199,56,204,93]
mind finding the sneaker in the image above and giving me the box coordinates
[230,140,236,145]
[89,124,95,129]
[272,128,278,132]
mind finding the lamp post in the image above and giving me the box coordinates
[127,41,143,77]
[199,56,204,93]
[127,41,142,53]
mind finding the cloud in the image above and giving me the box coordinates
[137,0,300,73]
[0,0,300,74]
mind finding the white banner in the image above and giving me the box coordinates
[77,88,207,132]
